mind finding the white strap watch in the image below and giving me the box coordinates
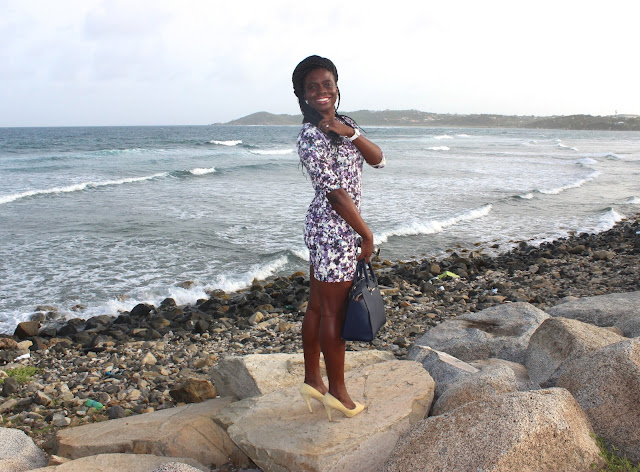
[347,127,361,141]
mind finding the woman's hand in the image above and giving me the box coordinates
[357,235,374,263]
[318,117,384,167]
[318,117,356,139]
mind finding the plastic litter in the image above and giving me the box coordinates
[85,399,104,409]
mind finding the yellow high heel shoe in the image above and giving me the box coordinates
[322,393,365,422]
[300,383,325,413]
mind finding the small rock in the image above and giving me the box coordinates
[0,338,19,350]
[2,377,20,396]
[108,405,128,419]
[52,412,71,427]
[169,378,216,403]
[34,391,54,407]
[142,352,157,366]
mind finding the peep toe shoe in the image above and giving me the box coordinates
[322,393,365,422]
[300,383,325,413]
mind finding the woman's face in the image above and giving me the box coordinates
[303,68,338,115]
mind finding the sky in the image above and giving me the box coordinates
[1,0,638,127]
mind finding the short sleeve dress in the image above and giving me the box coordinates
[297,117,385,283]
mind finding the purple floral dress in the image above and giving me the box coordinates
[297,117,385,282]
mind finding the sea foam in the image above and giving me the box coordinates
[428,146,450,151]
[0,173,167,205]
[375,204,492,244]
[210,140,242,146]
[188,167,216,176]
[538,170,600,195]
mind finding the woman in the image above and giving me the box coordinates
[292,55,385,421]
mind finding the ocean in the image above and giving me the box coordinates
[1,125,639,334]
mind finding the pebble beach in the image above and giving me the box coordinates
[1,214,639,462]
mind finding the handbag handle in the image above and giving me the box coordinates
[354,259,378,289]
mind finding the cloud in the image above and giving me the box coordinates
[1,0,638,126]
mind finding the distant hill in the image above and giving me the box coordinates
[217,110,640,131]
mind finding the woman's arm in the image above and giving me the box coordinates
[319,117,384,167]
[326,188,374,262]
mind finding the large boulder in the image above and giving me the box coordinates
[408,303,549,364]
[384,388,603,472]
[548,291,640,337]
[29,453,207,472]
[211,350,394,399]
[407,345,479,399]
[52,398,252,469]
[469,358,531,391]
[526,317,626,386]
[555,339,640,463]
[431,365,519,416]
[215,360,434,472]
[0,427,48,471]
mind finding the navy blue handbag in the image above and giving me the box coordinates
[341,260,386,342]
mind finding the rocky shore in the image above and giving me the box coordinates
[1,214,639,467]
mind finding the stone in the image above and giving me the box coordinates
[53,398,251,469]
[383,388,603,472]
[408,302,549,364]
[3,376,20,396]
[0,398,19,415]
[52,413,71,427]
[406,345,479,399]
[0,427,48,471]
[28,453,207,471]
[469,358,531,391]
[34,391,54,407]
[548,291,640,337]
[13,321,41,339]
[211,350,395,399]
[16,340,32,350]
[525,317,626,386]
[555,339,640,463]
[130,303,153,318]
[141,352,157,366]
[0,338,19,350]
[169,378,216,403]
[216,360,434,472]
[107,405,127,419]
[431,365,519,416]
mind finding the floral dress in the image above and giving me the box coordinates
[297,117,385,282]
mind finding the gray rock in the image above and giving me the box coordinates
[211,350,394,399]
[3,376,20,396]
[468,358,531,391]
[28,453,208,471]
[107,405,127,419]
[217,360,434,472]
[0,427,48,471]
[384,389,603,472]
[548,291,640,337]
[431,365,519,416]
[526,317,625,386]
[555,339,640,463]
[53,398,251,469]
[407,345,479,399]
[408,302,550,364]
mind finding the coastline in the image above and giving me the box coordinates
[1,213,639,451]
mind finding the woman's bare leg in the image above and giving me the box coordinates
[315,275,355,409]
[302,265,327,394]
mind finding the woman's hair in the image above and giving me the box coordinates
[292,55,347,128]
